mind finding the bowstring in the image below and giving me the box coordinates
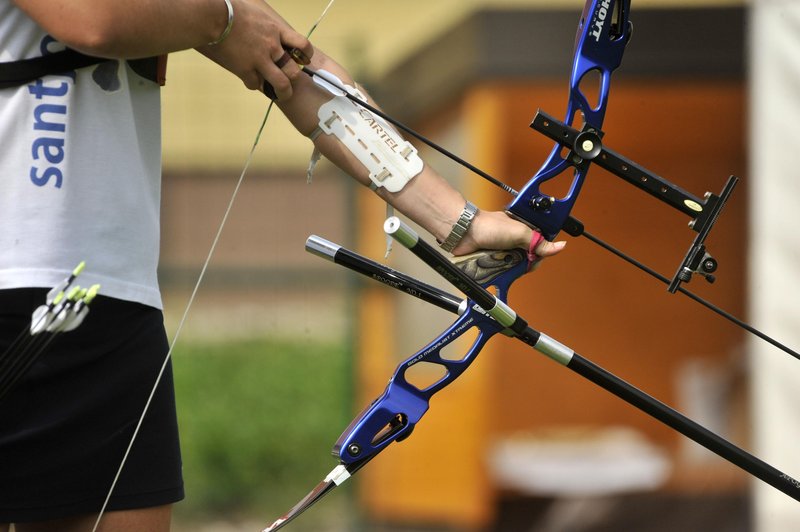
[91,3,336,530]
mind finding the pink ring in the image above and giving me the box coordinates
[527,231,546,270]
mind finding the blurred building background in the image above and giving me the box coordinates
[158,0,800,531]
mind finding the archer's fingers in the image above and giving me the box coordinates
[535,239,567,258]
[262,53,295,100]
[263,47,311,100]
[281,33,314,65]
[276,50,306,82]
[259,1,314,64]
[526,235,566,272]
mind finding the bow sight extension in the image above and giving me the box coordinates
[527,109,738,294]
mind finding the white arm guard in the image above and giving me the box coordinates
[312,70,423,193]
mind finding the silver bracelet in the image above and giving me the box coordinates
[439,201,478,253]
[208,0,234,46]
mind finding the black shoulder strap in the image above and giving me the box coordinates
[129,55,168,86]
[0,48,166,89]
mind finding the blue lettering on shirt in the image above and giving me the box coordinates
[28,36,73,188]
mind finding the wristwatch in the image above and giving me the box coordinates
[439,201,478,253]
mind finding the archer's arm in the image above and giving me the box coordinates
[276,48,565,258]
[11,0,312,100]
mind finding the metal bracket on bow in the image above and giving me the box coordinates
[528,109,739,293]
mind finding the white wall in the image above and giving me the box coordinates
[749,1,800,529]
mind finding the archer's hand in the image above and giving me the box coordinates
[451,210,566,265]
[199,0,313,100]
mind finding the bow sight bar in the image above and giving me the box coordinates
[527,110,738,293]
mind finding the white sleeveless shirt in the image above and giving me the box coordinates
[0,2,163,309]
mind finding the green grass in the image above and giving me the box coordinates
[171,337,352,526]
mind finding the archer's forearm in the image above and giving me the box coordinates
[11,0,230,58]
[276,49,484,246]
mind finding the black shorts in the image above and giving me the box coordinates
[0,288,184,522]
